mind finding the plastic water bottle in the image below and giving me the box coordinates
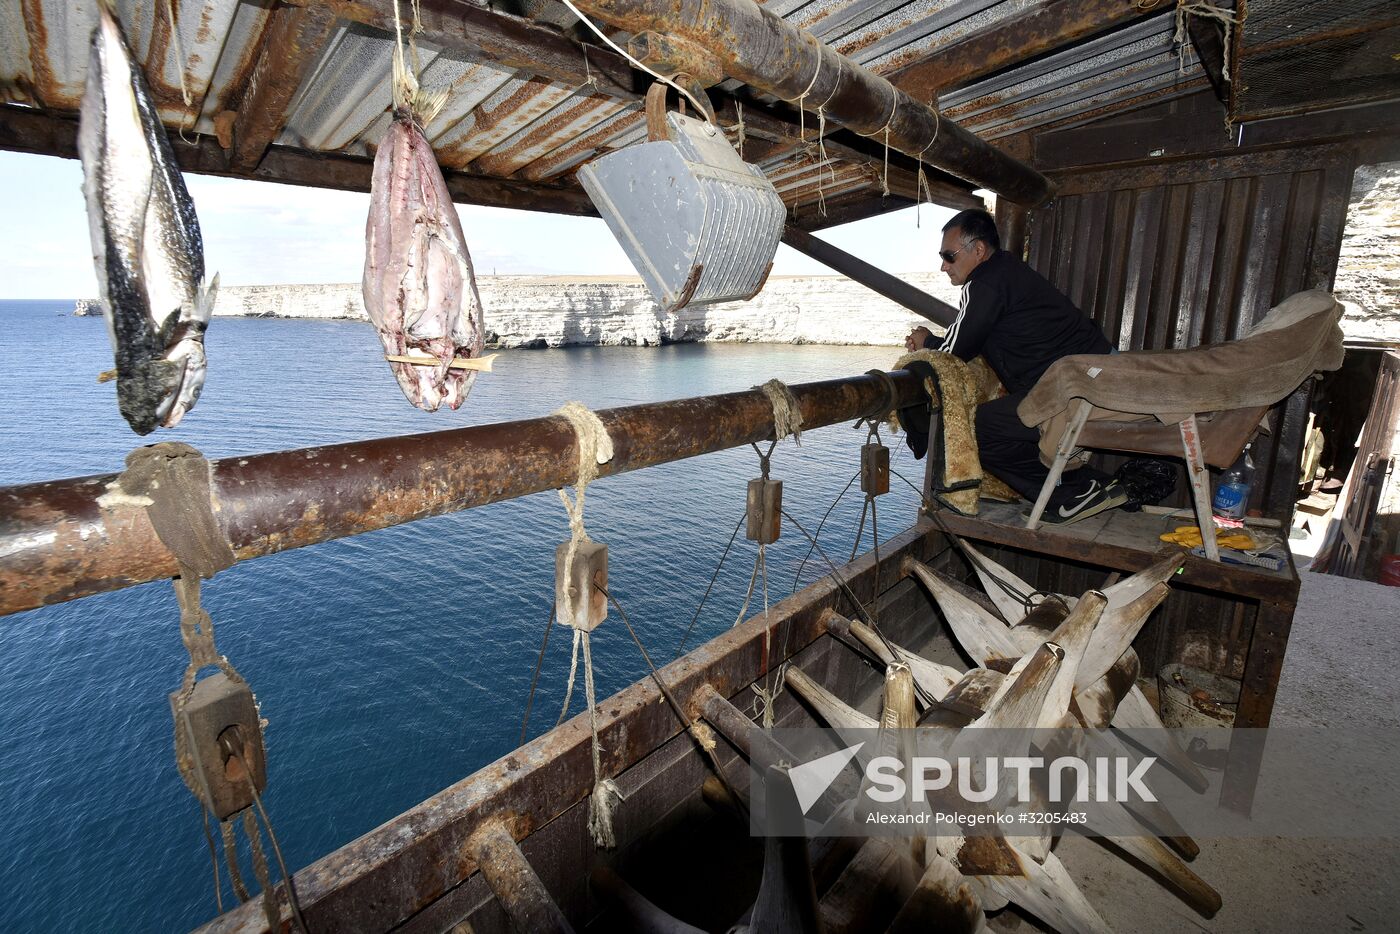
[1212,445,1255,520]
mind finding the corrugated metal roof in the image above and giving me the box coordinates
[0,0,1383,219]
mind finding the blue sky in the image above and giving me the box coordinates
[0,149,959,299]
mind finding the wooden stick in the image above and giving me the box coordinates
[1140,504,1281,528]
[385,353,499,373]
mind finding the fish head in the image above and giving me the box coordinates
[116,357,185,436]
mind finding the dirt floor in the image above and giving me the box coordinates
[1058,570,1400,933]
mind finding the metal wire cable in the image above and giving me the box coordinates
[200,804,223,914]
[519,599,557,744]
[674,512,747,658]
[792,470,861,594]
[778,508,934,708]
[595,582,750,819]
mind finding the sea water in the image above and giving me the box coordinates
[0,300,926,931]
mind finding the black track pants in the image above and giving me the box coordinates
[975,393,1110,506]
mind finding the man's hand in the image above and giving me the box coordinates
[905,326,932,353]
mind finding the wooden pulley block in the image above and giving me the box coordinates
[555,539,609,631]
[170,673,267,820]
[861,443,890,496]
[747,478,782,544]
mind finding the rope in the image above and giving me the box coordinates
[757,379,803,445]
[242,808,280,932]
[1174,0,1241,82]
[551,401,618,847]
[391,0,446,123]
[733,101,746,160]
[220,820,249,902]
[553,401,615,624]
[873,96,899,198]
[158,0,199,143]
[915,96,941,227]
[559,0,710,118]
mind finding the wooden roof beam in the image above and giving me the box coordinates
[0,104,596,216]
[884,0,1157,102]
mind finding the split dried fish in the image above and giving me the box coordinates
[363,55,485,411]
[79,1,216,435]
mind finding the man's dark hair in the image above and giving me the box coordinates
[942,209,1000,252]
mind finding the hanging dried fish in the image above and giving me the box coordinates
[80,0,217,435]
[363,33,485,411]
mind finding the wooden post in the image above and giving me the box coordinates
[463,819,574,934]
[782,226,960,327]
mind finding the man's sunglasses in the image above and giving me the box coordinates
[938,245,969,264]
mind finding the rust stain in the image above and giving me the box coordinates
[518,109,643,182]
[19,0,58,109]
[472,94,617,177]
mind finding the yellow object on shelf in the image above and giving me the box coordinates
[1158,526,1257,551]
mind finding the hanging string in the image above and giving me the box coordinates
[558,0,710,118]
[550,401,620,847]
[733,101,747,160]
[916,95,941,228]
[876,96,900,198]
[160,0,198,143]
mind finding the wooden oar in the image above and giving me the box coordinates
[385,353,498,372]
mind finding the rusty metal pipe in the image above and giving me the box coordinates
[563,0,1054,206]
[0,372,922,618]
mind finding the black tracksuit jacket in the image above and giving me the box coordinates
[926,250,1111,394]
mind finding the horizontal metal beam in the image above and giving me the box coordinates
[565,0,1055,205]
[781,226,959,327]
[0,372,923,618]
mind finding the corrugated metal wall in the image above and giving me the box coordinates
[1025,143,1358,521]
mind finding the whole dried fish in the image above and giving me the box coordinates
[79,1,216,435]
[363,86,485,411]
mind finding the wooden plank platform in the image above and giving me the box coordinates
[920,500,1299,604]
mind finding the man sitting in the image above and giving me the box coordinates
[905,208,1125,524]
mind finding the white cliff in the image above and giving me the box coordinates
[89,273,962,347]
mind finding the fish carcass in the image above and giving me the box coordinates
[363,76,485,411]
[79,1,216,435]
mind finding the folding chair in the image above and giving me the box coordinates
[1018,291,1347,562]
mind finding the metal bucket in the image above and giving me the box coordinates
[1158,664,1240,770]
[578,86,785,312]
